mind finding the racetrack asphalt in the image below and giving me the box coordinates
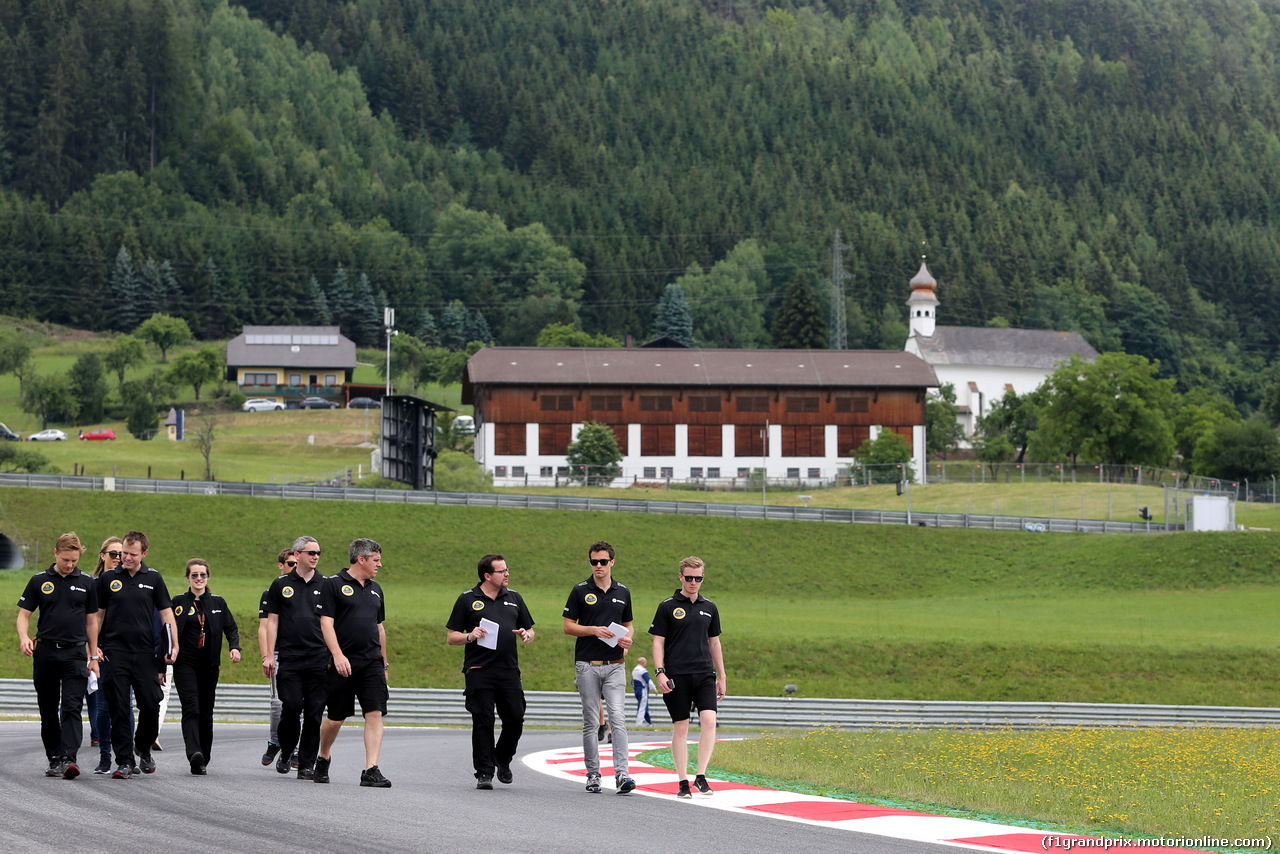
[0,721,965,854]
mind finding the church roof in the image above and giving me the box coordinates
[909,326,1098,369]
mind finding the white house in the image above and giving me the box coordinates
[903,261,1098,436]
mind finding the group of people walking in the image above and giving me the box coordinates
[17,532,726,796]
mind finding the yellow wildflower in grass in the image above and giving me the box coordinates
[709,727,1280,848]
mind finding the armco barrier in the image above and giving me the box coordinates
[1,680,1274,729]
[0,473,1179,534]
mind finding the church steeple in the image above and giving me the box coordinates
[906,258,938,338]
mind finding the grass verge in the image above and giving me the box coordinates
[686,728,1279,851]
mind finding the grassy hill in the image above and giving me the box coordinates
[2,487,1277,704]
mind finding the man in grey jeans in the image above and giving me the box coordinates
[562,541,635,794]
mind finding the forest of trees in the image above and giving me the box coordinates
[4,0,1280,420]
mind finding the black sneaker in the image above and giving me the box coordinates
[693,774,713,795]
[261,742,281,766]
[62,761,80,780]
[189,752,204,776]
[138,753,156,774]
[297,766,313,780]
[585,774,601,793]
[275,752,291,775]
[93,756,112,775]
[677,779,692,799]
[112,763,133,780]
[496,761,513,784]
[130,763,141,776]
[360,765,392,788]
[45,760,60,778]
[313,756,330,784]
[476,773,494,790]
[289,750,300,769]
[616,775,636,795]
[150,740,162,752]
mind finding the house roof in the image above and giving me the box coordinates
[909,326,1098,369]
[226,326,356,369]
[463,347,938,402]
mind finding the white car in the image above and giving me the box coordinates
[28,429,68,441]
[243,398,284,412]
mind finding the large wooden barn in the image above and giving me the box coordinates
[461,347,939,486]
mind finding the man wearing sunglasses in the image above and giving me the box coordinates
[649,555,725,799]
[262,536,328,780]
[562,540,636,795]
[445,554,535,790]
[258,548,297,767]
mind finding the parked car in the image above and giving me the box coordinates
[453,415,476,435]
[0,422,20,441]
[347,397,382,409]
[300,396,341,410]
[79,428,116,441]
[28,429,68,441]
[243,398,285,412]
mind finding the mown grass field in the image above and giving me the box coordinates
[2,487,1277,706]
[646,728,1280,849]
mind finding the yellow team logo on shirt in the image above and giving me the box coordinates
[341,585,354,597]
[41,581,54,594]
[673,607,687,620]
[282,586,295,599]
[471,600,485,611]
[109,579,123,592]
[584,593,598,605]
[175,605,184,616]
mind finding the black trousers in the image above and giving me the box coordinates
[33,643,88,763]
[101,649,163,765]
[173,661,219,762]
[464,666,526,776]
[276,658,327,771]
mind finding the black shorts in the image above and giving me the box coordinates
[325,658,388,721]
[661,672,718,722]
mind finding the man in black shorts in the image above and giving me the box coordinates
[261,536,328,780]
[313,538,390,788]
[649,555,725,799]
[446,554,535,790]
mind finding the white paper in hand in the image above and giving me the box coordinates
[478,617,499,650]
[601,622,628,649]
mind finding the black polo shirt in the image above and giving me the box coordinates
[563,577,633,662]
[96,563,171,654]
[648,590,721,675]
[446,585,534,672]
[262,569,327,660]
[316,569,385,663]
[17,565,99,645]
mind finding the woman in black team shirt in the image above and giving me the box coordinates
[171,559,242,775]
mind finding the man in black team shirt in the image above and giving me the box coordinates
[446,554,535,790]
[562,540,636,795]
[262,535,327,780]
[649,556,726,799]
[313,538,390,788]
[16,532,100,779]
[95,530,178,779]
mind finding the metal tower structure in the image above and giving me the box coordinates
[829,229,851,349]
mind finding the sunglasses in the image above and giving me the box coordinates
[104,551,122,559]
[589,558,611,566]
[682,575,704,583]
[189,572,208,579]
[284,560,298,568]
[301,550,321,556]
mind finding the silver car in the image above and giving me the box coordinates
[28,429,68,441]
[242,398,284,412]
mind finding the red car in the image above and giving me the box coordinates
[79,428,116,441]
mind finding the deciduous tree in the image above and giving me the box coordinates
[566,422,623,485]
[135,313,192,363]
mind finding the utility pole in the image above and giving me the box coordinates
[384,307,397,395]
[829,229,850,349]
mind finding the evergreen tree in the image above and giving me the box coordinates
[353,273,381,346]
[327,266,355,335]
[651,283,695,346]
[307,276,332,324]
[415,308,439,345]
[439,300,469,350]
[111,247,142,331]
[771,270,827,349]
[465,308,494,345]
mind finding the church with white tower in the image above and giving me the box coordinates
[903,260,1098,438]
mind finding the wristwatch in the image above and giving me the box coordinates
[655,667,665,675]
[89,655,100,661]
